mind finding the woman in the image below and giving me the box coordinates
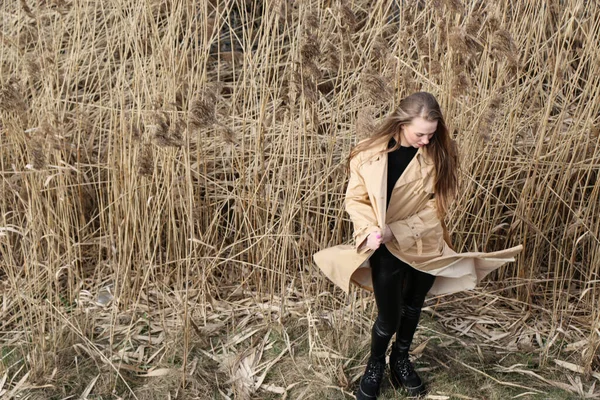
[313,92,522,399]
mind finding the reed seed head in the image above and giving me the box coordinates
[339,3,357,32]
[479,94,504,139]
[491,29,519,68]
[449,27,470,55]
[438,18,447,45]
[485,16,501,34]
[31,139,46,169]
[429,59,442,75]
[305,10,319,32]
[292,69,318,104]
[189,91,218,129]
[371,36,389,62]
[361,71,393,104]
[19,0,35,18]
[489,94,503,110]
[24,54,40,83]
[401,69,416,94]
[590,124,599,139]
[150,110,169,145]
[0,80,27,115]
[452,72,469,96]
[138,143,154,176]
[466,12,483,36]
[443,0,465,14]
[303,60,321,81]
[151,108,185,148]
[167,118,185,147]
[301,34,320,64]
[417,35,430,59]
[219,125,237,145]
[323,41,339,71]
[491,29,516,55]
[356,107,375,140]
[274,0,293,22]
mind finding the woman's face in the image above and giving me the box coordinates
[400,117,438,148]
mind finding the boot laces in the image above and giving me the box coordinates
[364,359,385,383]
[394,356,415,377]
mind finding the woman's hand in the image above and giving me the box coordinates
[366,231,383,250]
[381,224,393,244]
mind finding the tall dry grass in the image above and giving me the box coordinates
[1,0,599,397]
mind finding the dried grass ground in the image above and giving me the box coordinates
[4,283,596,399]
[1,0,600,398]
[3,282,597,399]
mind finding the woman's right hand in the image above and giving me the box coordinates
[366,231,383,250]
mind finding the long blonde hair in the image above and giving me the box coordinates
[349,92,459,216]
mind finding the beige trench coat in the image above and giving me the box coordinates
[313,140,523,295]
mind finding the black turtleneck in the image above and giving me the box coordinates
[386,138,418,209]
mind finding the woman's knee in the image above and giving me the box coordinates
[373,315,398,338]
[401,303,423,320]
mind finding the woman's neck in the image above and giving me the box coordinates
[395,133,410,147]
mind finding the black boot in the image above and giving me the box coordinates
[356,356,386,400]
[389,341,425,396]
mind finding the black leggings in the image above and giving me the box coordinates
[369,245,435,360]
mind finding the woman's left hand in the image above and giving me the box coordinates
[381,224,394,244]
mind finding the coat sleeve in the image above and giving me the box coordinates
[345,155,380,254]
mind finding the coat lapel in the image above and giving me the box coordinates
[392,146,427,189]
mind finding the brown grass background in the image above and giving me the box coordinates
[1,0,599,398]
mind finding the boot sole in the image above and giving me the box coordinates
[390,371,426,396]
[355,385,379,399]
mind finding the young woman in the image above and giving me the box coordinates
[314,92,522,399]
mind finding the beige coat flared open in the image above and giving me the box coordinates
[313,140,523,295]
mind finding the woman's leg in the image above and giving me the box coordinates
[395,267,436,347]
[369,246,407,361]
[389,266,435,395]
[357,246,407,399]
